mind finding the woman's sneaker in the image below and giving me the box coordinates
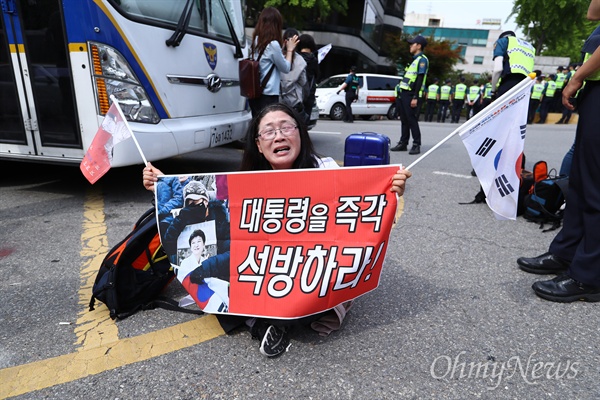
[259,325,290,357]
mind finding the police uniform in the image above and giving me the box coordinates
[424,79,439,122]
[528,79,545,123]
[538,76,557,123]
[529,25,600,301]
[553,67,567,112]
[451,80,467,123]
[480,79,494,111]
[394,36,429,154]
[493,35,535,96]
[437,80,452,122]
[339,69,360,122]
[465,82,481,120]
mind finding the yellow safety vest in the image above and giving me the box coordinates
[483,83,493,98]
[454,83,467,100]
[555,72,567,89]
[400,54,428,92]
[427,84,439,99]
[531,83,544,100]
[544,81,557,97]
[440,85,452,100]
[506,37,535,76]
[467,85,480,101]
[583,52,600,81]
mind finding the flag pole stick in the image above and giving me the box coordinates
[406,73,535,171]
[109,95,149,166]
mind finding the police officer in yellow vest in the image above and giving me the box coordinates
[465,79,481,120]
[491,31,536,98]
[528,75,545,123]
[553,66,568,111]
[424,77,439,122]
[480,76,494,111]
[538,74,557,123]
[437,78,452,122]
[451,77,467,123]
[392,35,429,155]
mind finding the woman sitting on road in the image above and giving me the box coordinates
[143,103,412,357]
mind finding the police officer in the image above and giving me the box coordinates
[480,76,494,112]
[451,77,467,123]
[538,74,557,123]
[437,78,452,122]
[424,78,439,122]
[557,64,578,124]
[491,31,536,98]
[528,75,545,124]
[519,7,600,302]
[336,66,360,123]
[391,35,429,155]
[553,66,567,111]
[393,80,402,120]
[465,79,481,120]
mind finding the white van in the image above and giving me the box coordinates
[315,73,400,120]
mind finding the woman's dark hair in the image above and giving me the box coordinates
[188,229,206,246]
[283,28,299,64]
[240,103,319,171]
[251,7,283,56]
[298,34,316,53]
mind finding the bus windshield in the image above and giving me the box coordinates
[109,0,245,44]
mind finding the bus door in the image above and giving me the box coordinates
[0,0,81,161]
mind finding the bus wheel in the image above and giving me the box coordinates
[330,103,346,120]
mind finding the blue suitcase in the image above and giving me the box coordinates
[344,132,391,166]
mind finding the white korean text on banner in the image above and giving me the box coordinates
[155,166,398,319]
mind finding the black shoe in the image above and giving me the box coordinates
[532,274,600,302]
[517,252,569,275]
[555,120,564,124]
[343,120,353,123]
[470,169,477,177]
[408,145,420,155]
[391,143,407,151]
[259,325,290,357]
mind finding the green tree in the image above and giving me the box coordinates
[246,0,348,29]
[510,0,591,60]
[383,32,463,80]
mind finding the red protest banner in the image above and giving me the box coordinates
[157,165,398,319]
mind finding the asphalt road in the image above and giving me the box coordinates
[1,117,598,400]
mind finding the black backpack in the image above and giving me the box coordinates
[89,208,203,320]
[523,161,569,232]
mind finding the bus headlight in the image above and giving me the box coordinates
[89,42,160,124]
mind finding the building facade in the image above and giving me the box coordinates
[245,0,405,79]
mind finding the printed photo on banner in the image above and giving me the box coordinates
[155,166,399,319]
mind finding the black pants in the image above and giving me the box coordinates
[451,99,463,122]
[344,91,356,121]
[425,99,437,122]
[549,81,600,287]
[528,98,540,124]
[398,90,421,145]
[539,97,554,123]
[437,100,450,122]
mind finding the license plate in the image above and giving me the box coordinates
[210,124,234,147]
